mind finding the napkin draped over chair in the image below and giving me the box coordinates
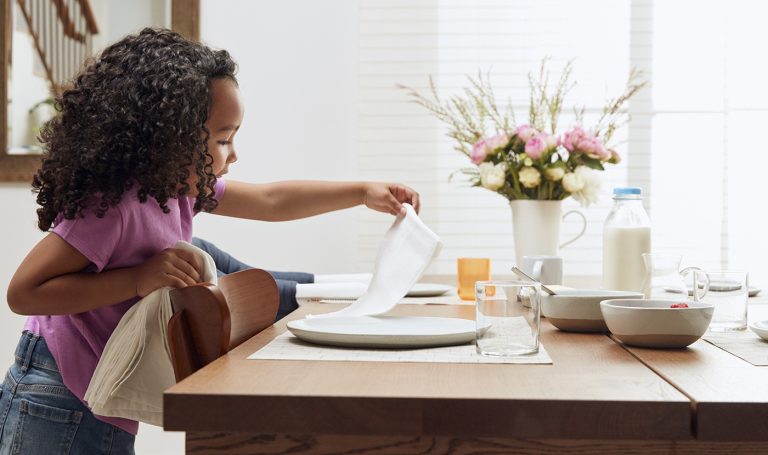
[84,241,217,426]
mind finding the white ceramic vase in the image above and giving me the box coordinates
[510,200,587,266]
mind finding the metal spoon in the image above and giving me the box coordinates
[511,266,556,295]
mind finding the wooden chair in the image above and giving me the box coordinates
[167,268,279,382]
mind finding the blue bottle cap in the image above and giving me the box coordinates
[613,187,642,196]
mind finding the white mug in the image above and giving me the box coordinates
[522,255,563,285]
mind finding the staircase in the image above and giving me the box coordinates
[15,0,98,94]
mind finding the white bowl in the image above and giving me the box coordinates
[542,290,644,332]
[749,321,768,341]
[600,299,714,348]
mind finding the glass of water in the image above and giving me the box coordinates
[703,271,749,331]
[475,280,540,356]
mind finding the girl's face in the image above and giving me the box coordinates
[205,77,244,179]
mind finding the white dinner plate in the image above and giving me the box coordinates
[406,283,453,297]
[749,320,768,341]
[286,315,475,348]
[668,285,762,297]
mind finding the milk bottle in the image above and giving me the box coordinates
[602,188,651,292]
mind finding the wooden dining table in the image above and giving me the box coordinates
[164,290,768,454]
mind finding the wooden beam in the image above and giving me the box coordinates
[0,154,43,182]
[172,0,199,42]
[0,0,42,182]
[75,0,98,34]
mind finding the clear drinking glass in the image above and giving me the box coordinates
[641,253,710,301]
[704,271,749,331]
[475,280,540,356]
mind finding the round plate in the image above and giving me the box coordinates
[668,285,762,297]
[406,283,453,297]
[287,315,475,348]
[749,321,768,341]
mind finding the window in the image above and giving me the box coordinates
[358,0,767,286]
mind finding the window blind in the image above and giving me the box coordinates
[357,0,634,278]
[357,0,767,287]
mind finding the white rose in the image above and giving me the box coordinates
[479,162,506,191]
[561,172,584,193]
[546,134,559,150]
[544,167,565,181]
[518,166,541,188]
[571,165,601,206]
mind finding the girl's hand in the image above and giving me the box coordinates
[363,182,421,216]
[134,248,204,297]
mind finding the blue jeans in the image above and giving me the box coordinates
[191,237,314,321]
[0,332,135,455]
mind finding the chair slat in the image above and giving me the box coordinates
[168,269,279,381]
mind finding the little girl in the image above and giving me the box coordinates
[0,28,419,454]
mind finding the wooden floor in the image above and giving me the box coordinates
[186,433,768,455]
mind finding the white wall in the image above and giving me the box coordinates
[0,186,44,364]
[100,0,169,47]
[196,0,361,273]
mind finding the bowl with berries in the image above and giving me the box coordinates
[599,299,715,348]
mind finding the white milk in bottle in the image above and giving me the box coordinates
[602,188,651,292]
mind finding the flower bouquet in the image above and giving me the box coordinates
[399,60,646,207]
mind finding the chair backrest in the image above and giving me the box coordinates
[167,268,279,382]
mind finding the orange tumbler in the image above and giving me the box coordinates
[457,258,491,300]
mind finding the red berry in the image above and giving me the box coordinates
[670,303,689,308]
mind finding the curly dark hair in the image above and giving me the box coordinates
[32,27,238,231]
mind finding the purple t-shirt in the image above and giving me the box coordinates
[24,180,226,435]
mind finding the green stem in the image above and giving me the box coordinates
[510,167,524,198]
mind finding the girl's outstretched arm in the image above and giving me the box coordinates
[212,180,420,221]
[7,234,204,316]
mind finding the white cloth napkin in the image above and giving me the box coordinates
[314,273,372,284]
[295,282,368,300]
[310,204,442,318]
[84,240,217,426]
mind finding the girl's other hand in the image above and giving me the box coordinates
[134,248,204,297]
[363,182,421,216]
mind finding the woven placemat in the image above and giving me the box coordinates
[249,332,551,364]
[704,331,768,366]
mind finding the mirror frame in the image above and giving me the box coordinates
[0,0,200,182]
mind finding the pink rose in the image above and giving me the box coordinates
[515,124,538,143]
[470,139,488,164]
[561,127,611,160]
[525,134,548,159]
[582,137,610,160]
[561,126,587,153]
[486,133,509,150]
[470,134,509,164]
